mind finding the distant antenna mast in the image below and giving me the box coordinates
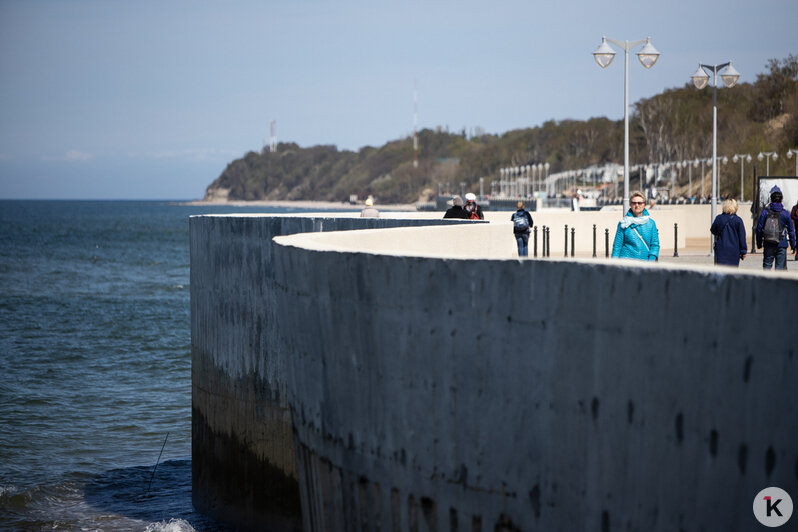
[413,80,418,168]
[270,120,277,153]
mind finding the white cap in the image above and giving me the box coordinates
[365,198,374,206]
[465,193,476,201]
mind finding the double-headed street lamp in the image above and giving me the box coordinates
[732,153,752,201]
[757,151,778,175]
[594,36,660,213]
[691,60,740,254]
[787,148,798,176]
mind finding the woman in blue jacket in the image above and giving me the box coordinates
[711,198,747,266]
[611,192,660,261]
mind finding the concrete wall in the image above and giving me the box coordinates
[192,213,798,531]
[190,214,473,531]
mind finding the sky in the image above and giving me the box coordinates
[1,0,796,200]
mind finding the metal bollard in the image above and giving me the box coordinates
[673,223,679,257]
[564,225,568,257]
[592,224,597,258]
[605,228,610,257]
[533,226,538,257]
[546,227,551,257]
[571,227,575,257]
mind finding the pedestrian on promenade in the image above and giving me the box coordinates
[511,201,533,257]
[755,186,796,270]
[792,200,798,261]
[443,195,469,219]
[464,193,484,220]
[611,191,660,261]
[710,198,747,266]
[360,197,380,218]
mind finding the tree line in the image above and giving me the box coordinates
[204,55,798,204]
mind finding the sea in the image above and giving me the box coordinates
[0,200,358,532]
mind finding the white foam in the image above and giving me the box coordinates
[144,518,196,532]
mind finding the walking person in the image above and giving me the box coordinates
[511,201,533,257]
[710,198,747,266]
[792,199,798,261]
[755,186,796,270]
[611,191,660,261]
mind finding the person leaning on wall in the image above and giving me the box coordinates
[611,191,660,261]
[443,195,469,219]
[360,197,380,218]
[710,198,747,267]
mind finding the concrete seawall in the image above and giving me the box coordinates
[191,213,797,531]
[189,214,474,530]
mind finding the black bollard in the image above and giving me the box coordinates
[564,225,568,257]
[605,228,610,257]
[571,227,575,257]
[533,226,538,257]
[546,227,551,257]
[673,223,679,257]
[592,224,597,258]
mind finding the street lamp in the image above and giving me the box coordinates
[732,153,752,201]
[691,60,740,254]
[594,36,660,213]
[757,151,778,175]
[786,148,798,176]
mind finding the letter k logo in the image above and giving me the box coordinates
[765,496,784,517]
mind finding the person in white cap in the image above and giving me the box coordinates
[464,193,483,220]
[360,197,380,218]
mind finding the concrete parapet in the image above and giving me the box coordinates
[192,213,798,531]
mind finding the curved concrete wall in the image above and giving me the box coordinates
[192,213,797,531]
[189,214,474,531]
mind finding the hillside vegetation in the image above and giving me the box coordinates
[204,55,798,204]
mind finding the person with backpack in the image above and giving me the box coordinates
[464,193,484,220]
[511,201,533,257]
[755,186,796,270]
[710,198,747,266]
[611,191,660,261]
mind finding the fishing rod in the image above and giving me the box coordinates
[147,432,169,493]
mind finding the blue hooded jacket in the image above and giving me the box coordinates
[611,208,660,261]
[756,202,796,249]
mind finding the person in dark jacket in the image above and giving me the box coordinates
[443,195,469,219]
[792,200,798,261]
[710,198,747,266]
[755,186,796,270]
[510,201,533,256]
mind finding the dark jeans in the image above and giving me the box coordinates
[515,232,529,256]
[762,243,787,270]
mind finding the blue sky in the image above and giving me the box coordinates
[1,0,796,200]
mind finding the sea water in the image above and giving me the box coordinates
[0,200,356,531]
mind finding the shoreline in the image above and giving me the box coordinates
[181,199,420,211]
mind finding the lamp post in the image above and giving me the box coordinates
[732,153,752,201]
[691,60,740,254]
[785,148,798,176]
[594,36,660,213]
[757,151,778,175]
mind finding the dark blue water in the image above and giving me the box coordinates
[0,200,356,531]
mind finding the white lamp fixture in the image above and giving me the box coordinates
[757,151,778,175]
[594,36,660,213]
[691,60,740,256]
[732,153,752,201]
[786,148,798,176]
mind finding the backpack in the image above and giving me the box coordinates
[512,211,530,232]
[762,208,784,244]
[466,201,480,220]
